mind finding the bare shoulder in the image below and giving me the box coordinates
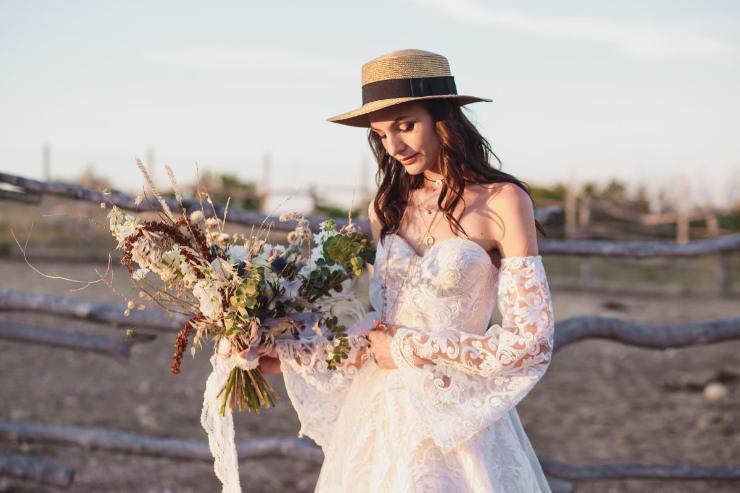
[487,182,532,210]
[479,182,538,257]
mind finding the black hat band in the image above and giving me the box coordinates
[361,75,457,105]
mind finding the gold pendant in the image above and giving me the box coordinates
[424,234,435,246]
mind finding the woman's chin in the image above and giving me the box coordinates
[402,162,426,174]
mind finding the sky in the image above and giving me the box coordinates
[1,0,739,212]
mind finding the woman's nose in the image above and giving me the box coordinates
[384,134,405,156]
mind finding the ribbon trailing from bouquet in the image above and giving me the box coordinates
[200,340,259,493]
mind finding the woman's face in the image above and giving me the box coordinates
[368,101,441,175]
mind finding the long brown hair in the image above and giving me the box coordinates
[368,98,547,247]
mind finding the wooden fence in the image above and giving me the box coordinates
[1,172,740,491]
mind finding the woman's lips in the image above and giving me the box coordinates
[399,153,418,164]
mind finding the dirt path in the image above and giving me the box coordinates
[1,258,738,492]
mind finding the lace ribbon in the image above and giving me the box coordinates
[200,342,259,493]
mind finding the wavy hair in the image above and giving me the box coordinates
[368,98,547,247]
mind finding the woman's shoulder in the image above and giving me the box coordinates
[475,182,538,256]
[467,181,531,211]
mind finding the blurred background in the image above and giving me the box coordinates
[1,1,739,492]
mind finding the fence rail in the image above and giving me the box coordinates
[2,172,740,491]
[2,288,740,491]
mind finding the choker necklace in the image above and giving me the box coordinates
[423,173,443,188]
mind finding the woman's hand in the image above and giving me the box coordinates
[367,321,400,370]
[257,355,282,374]
[244,343,281,374]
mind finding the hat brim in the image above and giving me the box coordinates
[326,94,492,128]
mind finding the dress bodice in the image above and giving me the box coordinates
[369,233,500,335]
[276,231,555,492]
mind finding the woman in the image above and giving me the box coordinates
[258,49,555,492]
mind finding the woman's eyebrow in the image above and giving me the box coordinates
[370,115,411,132]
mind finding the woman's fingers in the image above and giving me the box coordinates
[258,356,281,374]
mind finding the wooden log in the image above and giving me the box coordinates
[0,420,324,464]
[538,234,740,258]
[0,450,75,488]
[0,321,155,359]
[540,455,740,481]
[553,316,740,352]
[0,289,184,332]
[0,290,324,337]
[2,421,736,485]
[3,172,740,258]
[547,477,577,493]
[0,189,42,204]
[0,171,358,233]
[587,196,709,226]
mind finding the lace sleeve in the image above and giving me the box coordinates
[388,255,554,453]
[276,324,374,392]
[275,309,379,449]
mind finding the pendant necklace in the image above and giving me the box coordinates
[417,202,441,247]
[423,173,444,189]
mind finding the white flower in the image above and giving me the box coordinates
[225,245,250,263]
[251,252,271,269]
[107,206,140,242]
[264,271,279,285]
[210,258,232,280]
[261,243,273,258]
[189,210,204,223]
[279,278,302,298]
[180,261,199,289]
[193,280,223,319]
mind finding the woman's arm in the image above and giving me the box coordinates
[273,319,376,374]
[391,183,552,376]
[390,253,553,377]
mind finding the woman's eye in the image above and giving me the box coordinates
[399,122,414,132]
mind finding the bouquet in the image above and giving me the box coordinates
[107,163,376,416]
[107,163,376,491]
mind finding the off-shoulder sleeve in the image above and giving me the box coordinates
[275,309,379,449]
[389,255,554,453]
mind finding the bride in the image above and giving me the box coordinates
[256,49,555,492]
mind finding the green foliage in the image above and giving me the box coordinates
[215,173,261,210]
[300,264,348,302]
[719,209,740,231]
[529,183,565,202]
[323,231,376,277]
[323,314,350,370]
[229,266,262,315]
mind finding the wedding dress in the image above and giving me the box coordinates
[275,233,555,492]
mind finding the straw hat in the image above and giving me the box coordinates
[326,49,492,128]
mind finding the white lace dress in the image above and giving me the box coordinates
[275,233,555,492]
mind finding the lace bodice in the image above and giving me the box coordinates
[275,232,555,491]
[277,232,554,450]
[371,233,501,337]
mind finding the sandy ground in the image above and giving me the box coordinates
[1,257,739,493]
